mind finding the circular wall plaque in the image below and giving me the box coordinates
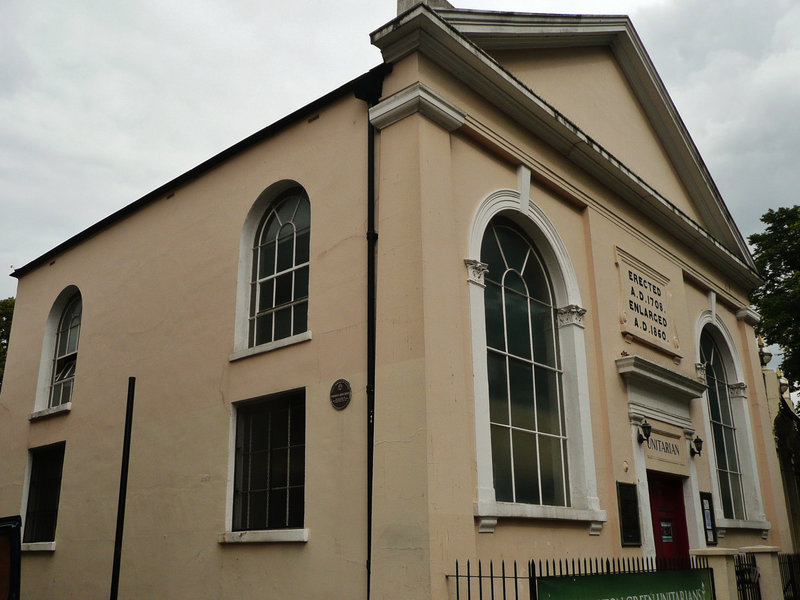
[330,379,352,411]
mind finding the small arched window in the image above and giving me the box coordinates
[700,328,745,520]
[50,296,81,408]
[481,217,568,507]
[249,188,310,347]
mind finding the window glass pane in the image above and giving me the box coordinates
[276,226,295,272]
[268,489,287,528]
[250,450,269,486]
[248,318,255,347]
[290,401,305,443]
[718,471,733,519]
[261,214,280,245]
[289,446,304,487]
[531,301,556,367]
[287,488,304,528]
[295,229,310,265]
[251,247,259,282]
[258,242,276,279]
[730,473,745,520]
[270,448,288,488]
[484,282,505,351]
[490,425,513,502]
[480,228,505,283]
[249,491,268,530]
[503,271,527,296]
[508,358,535,430]
[66,326,79,355]
[60,380,72,405]
[274,273,293,306]
[713,423,727,469]
[57,327,69,356]
[295,266,309,300]
[487,351,509,425]
[523,253,551,304]
[535,367,560,435]
[539,435,566,506]
[512,429,540,504]
[249,283,258,318]
[258,280,275,312]
[255,314,273,346]
[250,411,269,451]
[718,383,733,426]
[707,378,721,422]
[270,408,289,448]
[274,307,292,340]
[294,197,310,230]
[495,226,527,272]
[292,302,308,336]
[504,285,531,359]
[723,428,739,471]
[23,444,65,543]
[277,194,299,224]
[561,438,571,502]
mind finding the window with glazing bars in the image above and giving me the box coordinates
[50,296,81,408]
[249,189,309,347]
[481,218,569,507]
[700,329,745,520]
[233,390,305,530]
[23,442,66,543]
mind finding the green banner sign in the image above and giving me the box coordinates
[537,569,714,600]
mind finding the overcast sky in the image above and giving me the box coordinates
[2,0,798,309]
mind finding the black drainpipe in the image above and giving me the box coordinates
[353,63,390,600]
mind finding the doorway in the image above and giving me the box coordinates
[648,472,689,560]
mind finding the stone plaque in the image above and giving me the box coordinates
[616,248,679,356]
[330,379,352,411]
[644,431,684,466]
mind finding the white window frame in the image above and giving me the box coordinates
[695,311,769,534]
[220,391,309,544]
[232,180,312,359]
[467,183,605,533]
[31,286,82,418]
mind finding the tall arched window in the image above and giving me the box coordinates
[481,217,568,507]
[700,327,745,520]
[249,188,310,348]
[50,295,81,408]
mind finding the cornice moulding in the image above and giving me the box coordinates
[369,82,466,131]
[616,355,707,400]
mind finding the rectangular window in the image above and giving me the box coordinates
[617,481,641,546]
[23,442,66,543]
[233,390,305,531]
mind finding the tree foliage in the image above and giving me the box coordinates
[749,206,800,391]
[0,296,14,393]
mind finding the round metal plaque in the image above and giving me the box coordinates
[330,379,352,411]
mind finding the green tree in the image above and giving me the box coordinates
[749,206,800,392]
[0,296,14,393]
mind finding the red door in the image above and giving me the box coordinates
[648,472,689,560]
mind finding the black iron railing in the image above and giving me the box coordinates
[780,553,800,600]
[734,553,761,600]
[446,555,711,600]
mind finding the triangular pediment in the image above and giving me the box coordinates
[371,7,758,283]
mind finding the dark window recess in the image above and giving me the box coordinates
[23,442,66,543]
[700,491,718,545]
[617,481,641,547]
[233,390,305,531]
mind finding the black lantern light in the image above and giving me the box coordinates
[637,420,652,445]
[690,436,703,458]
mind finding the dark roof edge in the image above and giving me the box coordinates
[12,63,392,280]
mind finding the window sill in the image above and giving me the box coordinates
[475,501,607,534]
[229,331,312,362]
[21,541,56,552]
[218,529,309,544]
[29,402,72,422]
[716,517,771,539]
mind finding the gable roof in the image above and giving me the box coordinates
[371,6,760,288]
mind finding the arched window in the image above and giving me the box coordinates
[700,327,745,520]
[481,217,568,507]
[50,295,81,408]
[249,188,310,348]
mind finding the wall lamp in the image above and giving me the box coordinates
[758,336,772,367]
[637,420,652,445]
[690,436,704,458]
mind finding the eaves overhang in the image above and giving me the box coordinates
[371,7,760,289]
